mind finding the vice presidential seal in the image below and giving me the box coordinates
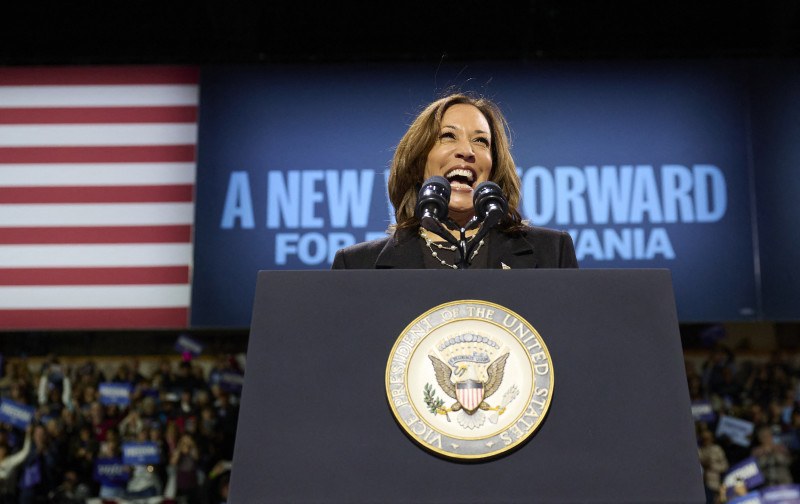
[386,300,554,460]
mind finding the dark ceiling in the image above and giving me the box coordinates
[1,1,799,65]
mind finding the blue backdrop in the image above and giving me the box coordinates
[750,61,800,320]
[191,60,798,326]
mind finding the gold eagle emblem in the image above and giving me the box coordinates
[428,352,510,416]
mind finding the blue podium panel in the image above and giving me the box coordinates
[230,269,704,504]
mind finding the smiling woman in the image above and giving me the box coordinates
[423,104,494,227]
[389,94,523,235]
[331,93,578,270]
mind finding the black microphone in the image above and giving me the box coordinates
[473,181,508,227]
[415,176,450,224]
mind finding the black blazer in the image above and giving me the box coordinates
[331,226,578,269]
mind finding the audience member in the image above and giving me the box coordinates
[751,426,793,486]
[18,425,59,504]
[698,428,728,504]
[125,429,162,499]
[170,434,201,503]
[0,425,31,504]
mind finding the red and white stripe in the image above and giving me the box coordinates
[456,384,484,412]
[0,66,198,330]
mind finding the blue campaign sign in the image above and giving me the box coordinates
[98,382,132,406]
[0,398,34,429]
[724,457,765,499]
[191,60,800,326]
[729,492,763,504]
[692,401,716,423]
[93,458,130,485]
[218,370,244,393]
[716,415,755,447]
[762,484,800,504]
[122,442,161,465]
[174,333,204,357]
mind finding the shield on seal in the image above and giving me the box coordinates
[456,380,484,412]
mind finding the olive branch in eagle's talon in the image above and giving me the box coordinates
[423,383,450,421]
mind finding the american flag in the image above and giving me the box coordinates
[0,66,198,330]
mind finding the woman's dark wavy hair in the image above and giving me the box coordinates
[387,93,524,234]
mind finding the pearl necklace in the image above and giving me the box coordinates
[418,227,485,269]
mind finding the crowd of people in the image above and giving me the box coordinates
[1,339,797,503]
[0,354,242,504]
[690,346,800,503]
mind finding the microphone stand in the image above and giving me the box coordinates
[418,179,508,269]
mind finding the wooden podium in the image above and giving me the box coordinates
[228,269,704,503]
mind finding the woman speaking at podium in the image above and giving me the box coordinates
[331,93,578,270]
